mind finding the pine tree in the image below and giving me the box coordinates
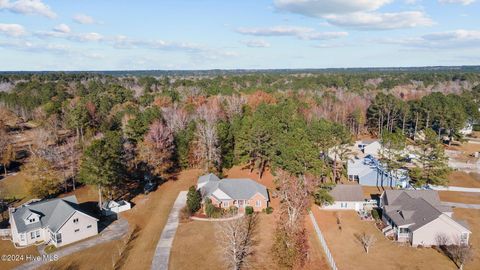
[79,131,124,208]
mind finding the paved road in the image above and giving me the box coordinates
[151,191,187,270]
[442,202,480,209]
[429,185,480,193]
[15,218,129,270]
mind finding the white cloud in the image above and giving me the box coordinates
[0,23,26,36]
[73,14,96,24]
[236,26,347,40]
[53,24,71,34]
[438,0,475,5]
[274,0,392,17]
[380,29,480,49]
[325,11,434,30]
[74,32,103,42]
[241,39,271,48]
[0,0,56,18]
[274,0,434,30]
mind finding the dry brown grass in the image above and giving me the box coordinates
[0,241,39,270]
[452,208,480,270]
[439,191,480,204]
[311,207,456,270]
[448,171,480,188]
[170,166,328,270]
[37,168,202,270]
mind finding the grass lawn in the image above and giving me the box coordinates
[439,191,480,204]
[170,212,328,270]
[447,171,480,188]
[311,207,456,270]
[453,208,480,270]
[170,166,328,270]
[0,240,39,270]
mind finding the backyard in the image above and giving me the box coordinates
[311,207,458,270]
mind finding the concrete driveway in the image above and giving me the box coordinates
[151,191,187,270]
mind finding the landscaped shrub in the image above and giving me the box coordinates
[205,200,216,217]
[228,206,238,215]
[264,206,273,214]
[186,185,202,214]
[44,245,56,254]
[245,206,254,215]
[371,208,380,220]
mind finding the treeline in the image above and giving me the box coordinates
[367,87,480,140]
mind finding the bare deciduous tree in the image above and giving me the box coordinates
[221,94,246,121]
[216,214,258,270]
[194,102,221,171]
[359,233,376,254]
[275,170,312,228]
[449,243,473,270]
[161,103,189,133]
[137,120,174,177]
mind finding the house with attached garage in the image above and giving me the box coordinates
[380,190,471,247]
[356,139,382,157]
[8,195,98,247]
[197,173,269,212]
[322,184,365,211]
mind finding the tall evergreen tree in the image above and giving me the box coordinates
[79,131,124,208]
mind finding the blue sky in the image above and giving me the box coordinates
[0,0,479,70]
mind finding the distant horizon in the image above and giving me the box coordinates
[1,65,480,74]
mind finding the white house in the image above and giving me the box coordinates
[8,195,98,247]
[102,200,131,216]
[357,140,382,157]
[322,185,365,211]
[347,155,409,188]
[380,190,470,246]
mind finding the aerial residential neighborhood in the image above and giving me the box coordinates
[1,1,480,270]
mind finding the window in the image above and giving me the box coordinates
[35,230,40,238]
[87,225,92,229]
[224,201,229,207]
[20,234,25,241]
[256,200,261,207]
[29,218,35,223]
[73,218,79,223]
[56,233,62,244]
[30,231,35,239]
[74,229,80,233]
[461,233,469,244]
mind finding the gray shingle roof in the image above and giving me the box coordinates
[11,195,96,233]
[382,190,458,231]
[197,174,269,201]
[329,185,364,202]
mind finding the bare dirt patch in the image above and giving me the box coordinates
[311,207,456,270]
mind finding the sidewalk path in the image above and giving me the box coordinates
[442,202,480,209]
[15,218,129,270]
[151,191,187,270]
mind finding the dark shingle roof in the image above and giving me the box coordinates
[329,185,364,202]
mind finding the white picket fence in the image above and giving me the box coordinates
[309,211,338,270]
